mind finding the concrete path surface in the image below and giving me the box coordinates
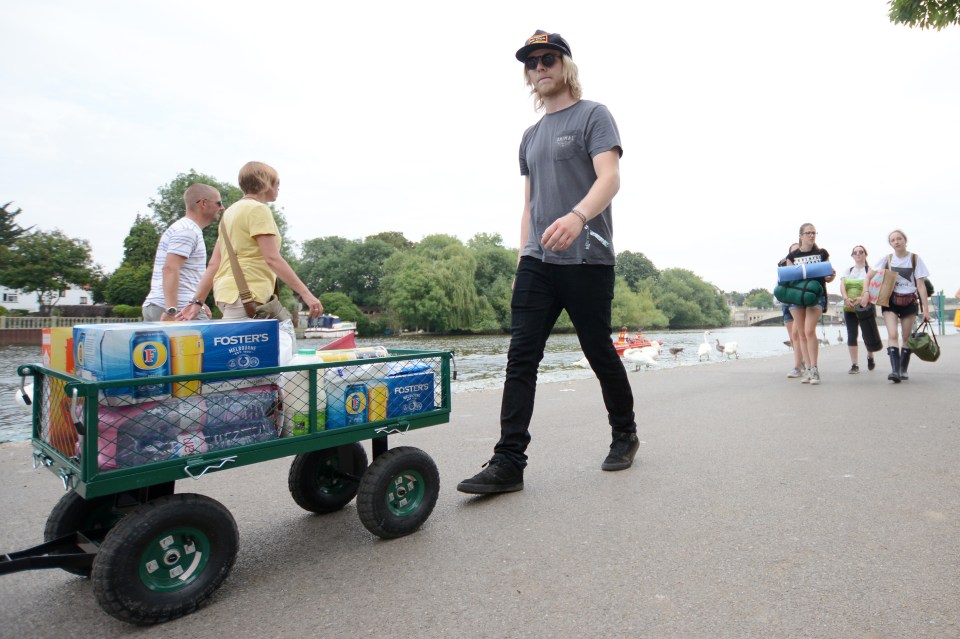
[1,336,958,638]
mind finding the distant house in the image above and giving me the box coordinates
[0,286,92,313]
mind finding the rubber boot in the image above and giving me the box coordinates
[900,348,912,381]
[887,347,901,383]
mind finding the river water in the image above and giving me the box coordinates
[3,324,955,443]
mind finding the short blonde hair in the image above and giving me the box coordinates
[238,161,278,196]
[525,54,583,112]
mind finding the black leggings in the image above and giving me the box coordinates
[843,310,860,347]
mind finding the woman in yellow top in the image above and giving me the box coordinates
[181,161,323,321]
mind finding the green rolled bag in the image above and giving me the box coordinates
[774,279,825,307]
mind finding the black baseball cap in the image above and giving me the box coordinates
[515,30,572,62]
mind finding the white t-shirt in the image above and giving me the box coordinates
[873,252,929,294]
[143,217,207,309]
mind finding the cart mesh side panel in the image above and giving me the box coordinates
[39,376,79,458]
[83,377,282,471]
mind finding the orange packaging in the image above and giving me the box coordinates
[41,327,77,456]
[42,327,74,373]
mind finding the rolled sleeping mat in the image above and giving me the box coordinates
[854,305,884,352]
[777,261,833,283]
[774,279,825,307]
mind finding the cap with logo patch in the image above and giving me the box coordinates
[515,30,572,62]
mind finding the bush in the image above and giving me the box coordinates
[111,304,144,319]
[0,305,7,316]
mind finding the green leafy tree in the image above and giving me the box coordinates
[727,291,747,306]
[366,231,414,251]
[0,230,96,310]
[0,201,33,272]
[615,250,659,292]
[380,235,480,332]
[468,233,517,331]
[744,290,775,309]
[104,263,153,307]
[889,0,960,29]
[653,269,731,329]
[122,214,161,267]
[612,277,669,329]
[299,237,397,307]
[318,292,363,322]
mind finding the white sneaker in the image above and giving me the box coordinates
[809,366,821,385]
[787,368,803,378]
[801,367,812,383]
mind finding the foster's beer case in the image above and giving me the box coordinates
[74,319,280,405]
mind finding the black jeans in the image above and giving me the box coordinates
[495,258,636,467]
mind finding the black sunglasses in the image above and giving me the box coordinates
[524,53,561,70]
[197,198,223,206]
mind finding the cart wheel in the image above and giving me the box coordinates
[288,443,368,514]
[91,493,238,625]
[44,492,131,577]
[356,446,439,539]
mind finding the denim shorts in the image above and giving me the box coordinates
[782,305,793,323]
[788,296,827,312]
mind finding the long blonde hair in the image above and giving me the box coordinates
[525,54,583,112]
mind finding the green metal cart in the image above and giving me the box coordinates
[1,349,452,625]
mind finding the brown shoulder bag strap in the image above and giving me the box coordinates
[218,219,256,305]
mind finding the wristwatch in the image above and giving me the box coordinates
[165,306,177,316]
[191,298,204,306]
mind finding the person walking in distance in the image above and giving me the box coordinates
[857,229,931,383]
[142,183,222,321]
[784,223,835,385]
[779,242,806,378]
[458,30,638,495]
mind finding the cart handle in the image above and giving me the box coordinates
[183,456,237,480]
[19,376,32,406]
[69,387,86,436]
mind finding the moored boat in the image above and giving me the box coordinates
[302,314,357,340]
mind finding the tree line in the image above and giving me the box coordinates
[2,171,769,333]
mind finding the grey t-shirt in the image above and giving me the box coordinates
[519,99,622,265]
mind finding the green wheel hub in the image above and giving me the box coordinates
[317,456,352,496]
[385,470,426,517]
[138,526,211,592]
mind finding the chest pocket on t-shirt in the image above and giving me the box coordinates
[554,130,584,161]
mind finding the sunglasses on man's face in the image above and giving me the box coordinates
[524,53,561,70]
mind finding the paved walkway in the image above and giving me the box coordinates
[1,337,958,638]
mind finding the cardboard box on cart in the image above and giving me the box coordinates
[73,319,281,405]
[41,327,77,456]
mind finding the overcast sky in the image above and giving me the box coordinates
[2,1,958,295]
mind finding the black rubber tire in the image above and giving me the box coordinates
[91,493,238,625]
[43,491,135,577]
[288,443,368,514]
[356,446,439,539]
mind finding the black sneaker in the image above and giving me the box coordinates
[848,364,860,374]
[601,434,640,471]
[456,455,524,494]
[867,357,875,371]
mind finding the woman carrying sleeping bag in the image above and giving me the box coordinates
[857,229,931,383]
[784,223,835,385]
[778,242,806,379]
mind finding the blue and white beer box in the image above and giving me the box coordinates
[385,372,435,418]
[74,320,280,405]
[324,371,436,430]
